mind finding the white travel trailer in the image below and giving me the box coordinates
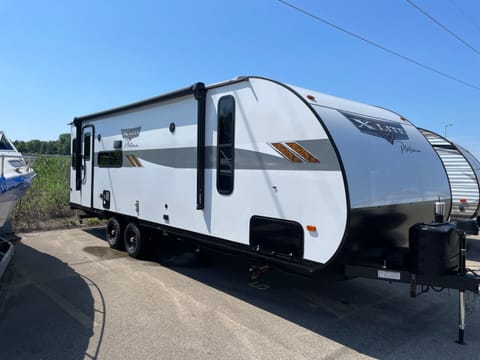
[71,77,480,342]
[70,76,452,273]
[419,128,480,222]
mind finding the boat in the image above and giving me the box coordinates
[0,131,36,234]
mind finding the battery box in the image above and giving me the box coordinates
[409,223,459,276]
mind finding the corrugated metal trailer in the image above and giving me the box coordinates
[420,128,480,221]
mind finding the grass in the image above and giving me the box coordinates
[11,156,81,232]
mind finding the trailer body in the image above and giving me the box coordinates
[70,77,451,273]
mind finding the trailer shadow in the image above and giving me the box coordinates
[146,234,480,359]
[0,240,101,360]
[78,227,480,358]
[83,226,107,241]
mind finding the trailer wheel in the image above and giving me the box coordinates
[124,222,144,258]
[106,217,124,250]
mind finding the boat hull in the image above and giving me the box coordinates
[0,173,36,230]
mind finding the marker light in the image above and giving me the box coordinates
[306,95,316,101]
[460,198,467,204]
[306,225,317,232]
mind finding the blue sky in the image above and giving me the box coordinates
[1,0,479,156]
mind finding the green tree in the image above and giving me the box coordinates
[13,133,71,155]
[29,139,42,154]
[13,140,26,153]
[46,141,58,154]
[57,133,71,155]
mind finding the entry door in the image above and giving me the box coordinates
[80,126,94,208]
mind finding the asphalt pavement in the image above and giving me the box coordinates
[0,227,479,360]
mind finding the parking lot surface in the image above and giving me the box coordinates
[0,227,479,359]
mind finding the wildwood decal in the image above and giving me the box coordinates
[121,126,141,148]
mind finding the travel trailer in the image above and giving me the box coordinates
[420,128,480,222]
[70,76,480,342]
[70,76,453,270]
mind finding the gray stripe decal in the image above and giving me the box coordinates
[296,139,342,171]
[95,139,340,171]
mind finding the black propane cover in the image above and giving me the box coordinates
[409,223,458,276]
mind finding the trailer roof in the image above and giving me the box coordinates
[73,76,403,124]
[289,84,405,122]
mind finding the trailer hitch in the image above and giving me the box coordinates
[344,218,480,345]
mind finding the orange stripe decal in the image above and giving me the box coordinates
[271,143,302,162]
[132,155,142,167]
[286,142,320,163]
[126,155,143,167]
[126,155,135,167]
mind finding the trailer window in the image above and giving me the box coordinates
[217,95,235,195]
[71,138,76,168]
[98,150,123,168]
[84,133,91,161]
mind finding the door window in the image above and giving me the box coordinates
[83,133,91,161]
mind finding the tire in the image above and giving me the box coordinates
[124,222,145,258]
[106,217,124,250]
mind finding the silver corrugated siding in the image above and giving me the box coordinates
[420,129,480,220]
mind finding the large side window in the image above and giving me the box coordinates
[98,151,123,168]
[83,133,91,161]
[217,95,235,194]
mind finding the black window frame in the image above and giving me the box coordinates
[98,150,123,168]
[216,95,236,195]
